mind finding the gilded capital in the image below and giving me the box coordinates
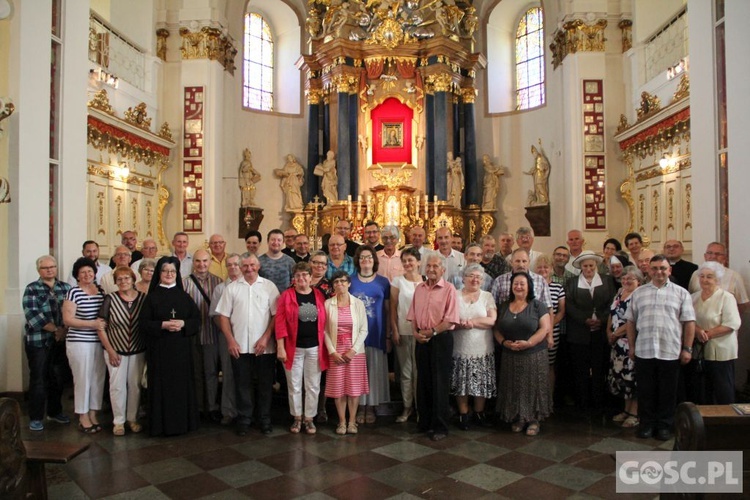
[425,73,454,93]
[179,25,237,74]
[306,88,325,105]
[88,89,115,116]
[460,87,477,104]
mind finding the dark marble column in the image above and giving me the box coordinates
[463,93,478,206]
[433,92,449,200]
[306,101,320,202]
[348,93,359,199]
[425,94,435,197]
[336,92,351,200]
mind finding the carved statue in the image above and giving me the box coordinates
[274,154,305,212]
[481,154,504,211]
[525,144,551,206]
[446,152,464,209]
[314,150,339,206]
[238,148,261,207]
[358,134,369,154]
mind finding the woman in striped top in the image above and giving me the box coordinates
[534,254,566,392]
[97,266,146,436]
[62,257,106,433]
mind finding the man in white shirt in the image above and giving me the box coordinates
[100,246,131,293]
[564,229,585,275]
[434,226,465,283]
[508,227,540,270]
[216,253,279,436]
[688,241,749,312]
[172,232,193,278]
[67,240,111,286]
[130,238,159,274]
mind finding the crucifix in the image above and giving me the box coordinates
[170,308,176,319]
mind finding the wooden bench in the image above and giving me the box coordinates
[0,397,89,499]
[674,402,750,466]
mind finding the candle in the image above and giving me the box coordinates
[424,195,428,220]
[414,195,420,220]
[366,195,372,220]
[433,195,438,219]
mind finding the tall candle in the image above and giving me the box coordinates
[433,195,438,219]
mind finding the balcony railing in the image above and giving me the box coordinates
[643,8,688,83]
[89,12,146,90]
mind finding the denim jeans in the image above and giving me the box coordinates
[25,342,66,421]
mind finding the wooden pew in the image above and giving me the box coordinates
[0,397,89,499]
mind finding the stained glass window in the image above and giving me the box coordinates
[243,13,273,111]
[515,7,545,110]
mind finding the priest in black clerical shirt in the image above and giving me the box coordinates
[664,239,697,290]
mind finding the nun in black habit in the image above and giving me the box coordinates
[140,256,201,436]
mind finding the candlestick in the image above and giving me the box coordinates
[424,195,428,221]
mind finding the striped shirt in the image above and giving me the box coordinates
[624,280,696,360]
[65,287,105,343]
[183,273,223,345]
[98,292,146,354]
[548,281,565,364]
[491,271,553,309]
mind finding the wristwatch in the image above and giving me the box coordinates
[431,328,438,337]
[682,346,693,354]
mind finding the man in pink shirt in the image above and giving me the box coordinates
[376,225,404,282]
[407,254,460,441]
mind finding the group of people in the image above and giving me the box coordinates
[23,224,746,444]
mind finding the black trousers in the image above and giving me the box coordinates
[636,356,680,430]
[704,359,735,405]
[232,353,275,426]
[25,342,67,421]
[569,329,608,410]
[416,333,453,434]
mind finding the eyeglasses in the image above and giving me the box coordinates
[141,268,155,273]
[161,269,177,274]
[705,251,725,256]
[382,235,397,240]
[39,266,57,270]
[329,243,345,247]
[359,255,374,261]
[210,241,226,245]
[333,279,350,285]
[115,252,131,257]
[311,260,327,266]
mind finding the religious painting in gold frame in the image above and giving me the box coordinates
[382,123,403,148]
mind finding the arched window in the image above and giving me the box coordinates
[515,7,545,110]
[243,13,274,111]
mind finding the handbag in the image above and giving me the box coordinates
[692,342,705,373]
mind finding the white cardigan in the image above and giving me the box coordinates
[324,293,369,355]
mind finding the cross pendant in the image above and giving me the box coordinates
[170,308,177,319]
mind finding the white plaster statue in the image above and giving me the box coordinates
[525,144,551,206]
[446,152,464,209]
[274,154,305,212]
[238,148,261,207]
[358,134,369,154]
[314,150,339,206]
[481,154,504,211]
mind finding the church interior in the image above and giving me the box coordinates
[2,0,750,497]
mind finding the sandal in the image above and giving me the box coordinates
[395,407,413,423]
[365,407,377,424]
[612,412,630,423]
[78,422,98,434]
[290,419,302,434]
[127,421,143,433]
[356,408,365,425]
[336,423,347,435]
[511,421,525,433]
[303,420,317,435]
[347,422,358,434]
[113,424,125,436]
[622,415,640,428]
[525,422,540,436]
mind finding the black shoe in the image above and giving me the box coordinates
[236,424,249,436]
[431,432,447,441]
[636,426,654,439]
[457,414,469,431]
[655,428,673,441]
[261,424,273,435]
[474,412,491,428]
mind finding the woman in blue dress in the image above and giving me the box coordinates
[349,245,390,424]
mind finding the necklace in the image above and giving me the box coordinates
[360,273,375,278]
